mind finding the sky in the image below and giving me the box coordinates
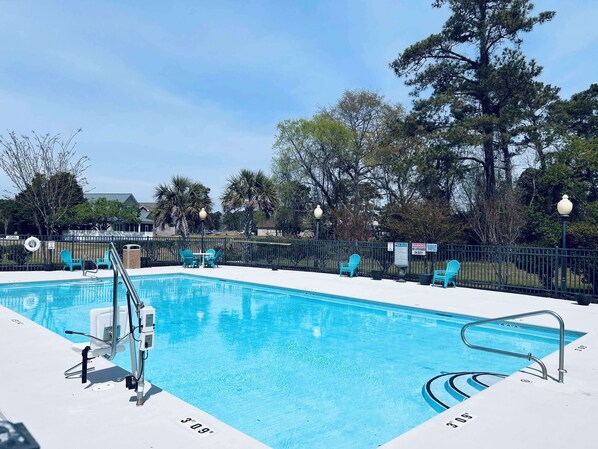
[0,0,596,208]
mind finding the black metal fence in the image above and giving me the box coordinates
[1,234,596,302]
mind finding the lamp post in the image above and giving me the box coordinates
[557,194,573,297]
[199,207,207,253]
[313,205,323,240]
[372,220,379,240]
[313,205,323,269]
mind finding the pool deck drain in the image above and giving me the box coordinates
[1,266,597,449]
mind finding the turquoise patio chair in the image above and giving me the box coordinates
[179,248,198,268]
[204,249,222,268]
[339,254,361,277]
[204,248,216,259]
[431,260,460,288]
[61,249,83,271]
[96,250,112,270]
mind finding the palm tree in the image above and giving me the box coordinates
[153,175,212,240]
[221,169,278,238]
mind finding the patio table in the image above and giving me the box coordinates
[192,252,208,268]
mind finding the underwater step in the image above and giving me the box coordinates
[423,371,507,411]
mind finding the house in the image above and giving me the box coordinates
[138,202,176,237]
[84,193,154,233]
[63,193,156,240]
[256,219,282,237]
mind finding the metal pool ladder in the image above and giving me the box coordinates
[461,310,566,383]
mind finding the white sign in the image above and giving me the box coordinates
[394,242,409,267]
[412,242,426,256]
[387,242,394,252]
[47,240,56,250]
[5,235,19,240]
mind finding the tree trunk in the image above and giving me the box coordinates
[244,207,254,238]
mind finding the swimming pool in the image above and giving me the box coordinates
[0,275,582,449]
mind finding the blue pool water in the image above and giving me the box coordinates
[0,275,582,449]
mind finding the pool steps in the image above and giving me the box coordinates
[423,371,507,412]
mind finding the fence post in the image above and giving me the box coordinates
[497,245,503,290]
[552,246,561,297]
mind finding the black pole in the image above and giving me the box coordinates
[81,346,91,383]
[561,217,567,297]
[201,220,205,253]
[314,219,320,269]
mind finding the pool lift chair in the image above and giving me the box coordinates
[64,242,155,406]
[64,306,129,378]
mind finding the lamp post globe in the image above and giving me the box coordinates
[313,205,323,240]
[557,195,573,297]
[313,204,323,219]
[199,208,207,252]
[557,195,573,216]
[199,207,208,221]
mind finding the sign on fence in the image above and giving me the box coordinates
[387,242,394,252]
[426,243,438,253]
[394,242,409,267]
[412,242,426,256]
[47,241,56,250]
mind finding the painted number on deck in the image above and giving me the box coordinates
[180,417,215,437]
[574,345,588,352]
[445,412,474,429]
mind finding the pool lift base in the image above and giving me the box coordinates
[64,243,155,407]
[64,345,95,383]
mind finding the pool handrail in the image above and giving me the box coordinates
[460,310,566,383]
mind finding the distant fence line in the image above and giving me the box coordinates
[62,230,154,240]
[1,234,596,302]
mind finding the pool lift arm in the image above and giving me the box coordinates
[107,242,154,406]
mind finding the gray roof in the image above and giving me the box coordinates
[139,208,154,224]
[138,202,157,211]
[84,193,138,207]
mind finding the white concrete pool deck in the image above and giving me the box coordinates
[1,266,597,449]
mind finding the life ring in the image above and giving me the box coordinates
[24,236,41,252]
[23,294,39,310]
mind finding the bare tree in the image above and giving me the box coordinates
[461,175,527,246]
[0,130,89,235]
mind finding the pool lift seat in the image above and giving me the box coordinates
[64,306,131,382]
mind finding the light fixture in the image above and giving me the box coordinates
[313,205,323,220]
